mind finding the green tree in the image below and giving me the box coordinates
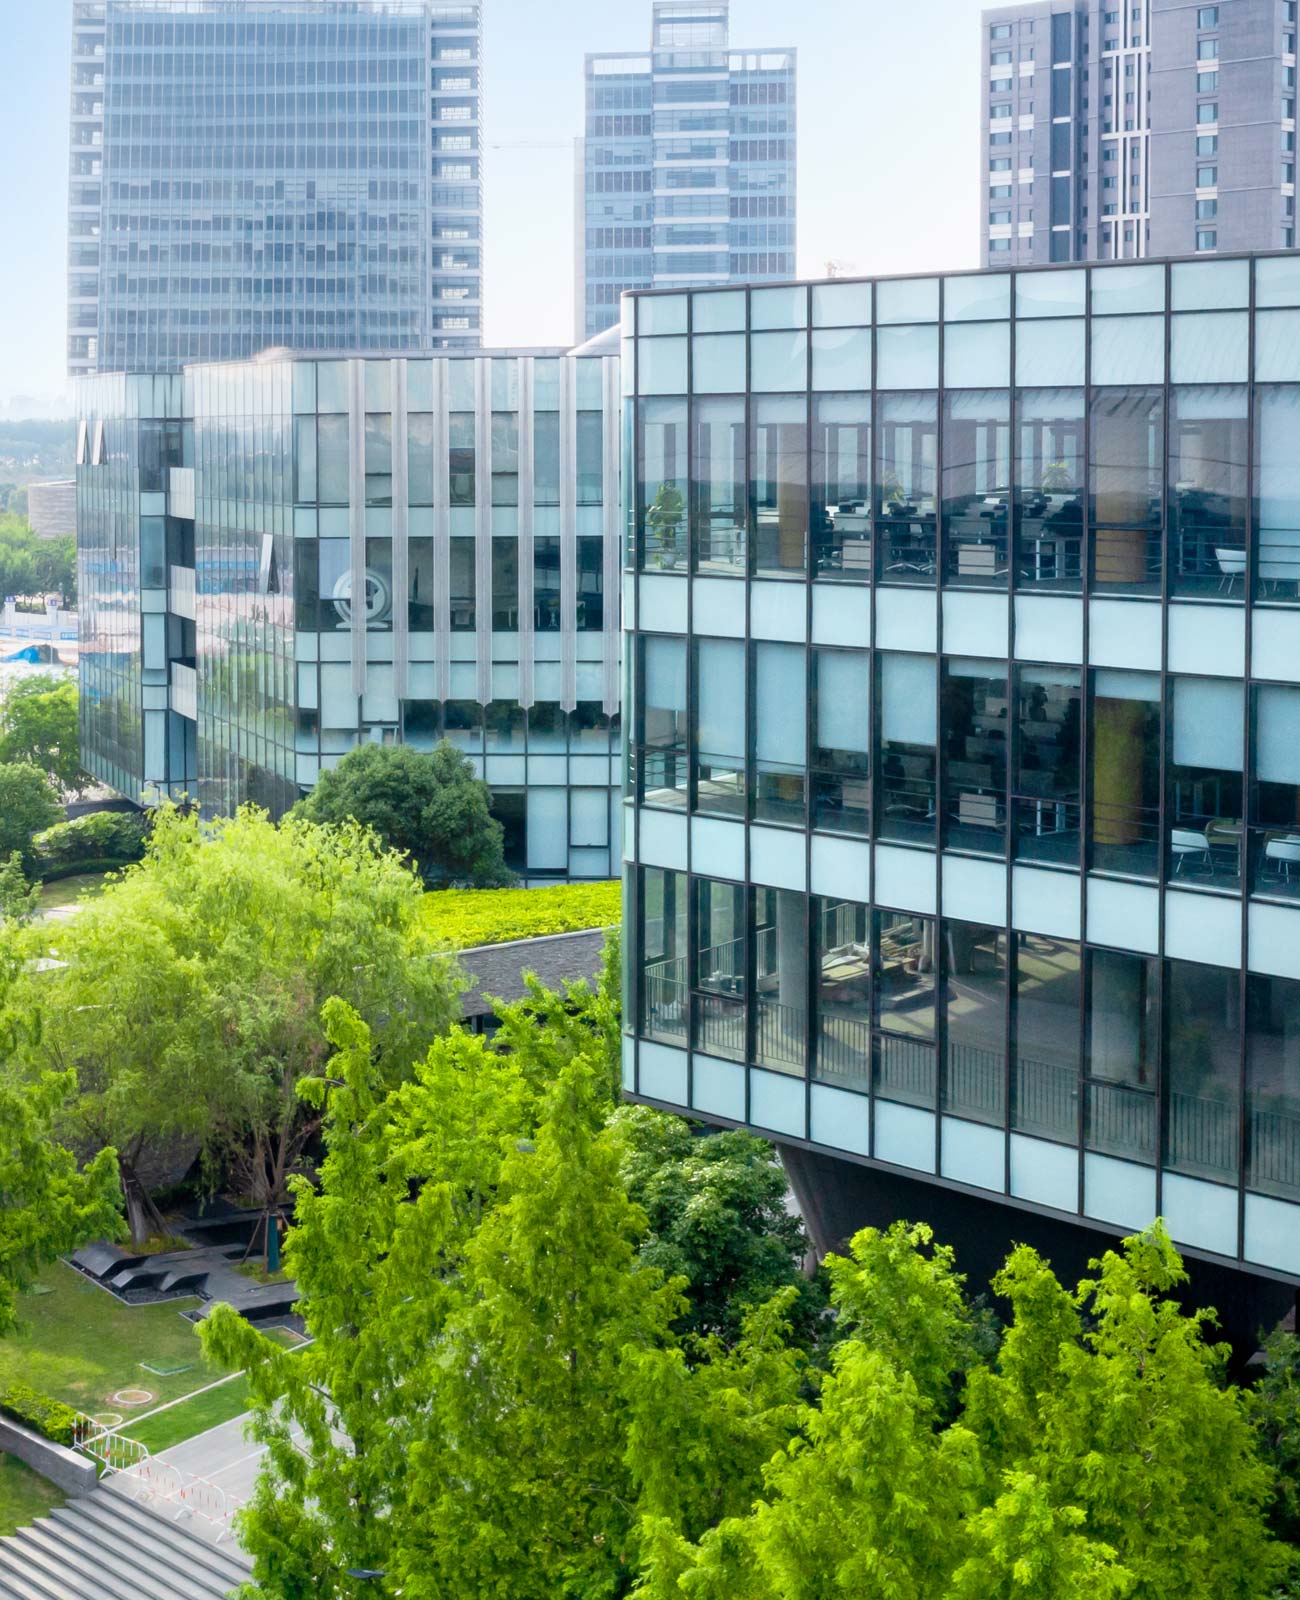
[12,804,461,1246]
[0,1069,122,1335]
[0,675,88,795]
[295,740,514,886]
[615,1106,820,1349]
[0,852,40,923]
[0,762,63,873]
[1246,1332,1300,1548]
[203,999,677,1600]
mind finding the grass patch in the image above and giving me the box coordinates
[0,1266,237,1417]
[0,1453,66,1536]
[234,1261,289,1286]
[421,881,620,951]
[35,871,111,913]
[123,1374,252,1456]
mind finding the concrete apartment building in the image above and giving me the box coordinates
[980,0,1298,265]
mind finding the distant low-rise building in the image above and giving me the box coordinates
[27,480,77,540]
[75,334,623,881]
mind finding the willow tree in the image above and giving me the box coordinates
[15,804,461,1245]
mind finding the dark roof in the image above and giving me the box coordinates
[457,928,609,1019]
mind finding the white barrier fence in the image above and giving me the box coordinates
[73,1412,244,1543]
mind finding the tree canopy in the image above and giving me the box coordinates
[8,803,462,1244]
[0,514,76,605]
[0,675,88,796]
[199,954,1296,1600]
[294,740,514,887]
[0,762,64,872]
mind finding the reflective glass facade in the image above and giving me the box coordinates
[77,344,622,879]
[622,255,1300,1284]
[69,0,482,378]
[577,1,797,342]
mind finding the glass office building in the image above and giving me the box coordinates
[76,337,623,880]
[576,1,797,343]
[621,256,1300,1286]
[68,0,482,378]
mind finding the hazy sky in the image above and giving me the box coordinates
[0,0,987,409]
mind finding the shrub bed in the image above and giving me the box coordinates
[420,881,620,950]
[0,1384,79,1447]
[34,812,146,877]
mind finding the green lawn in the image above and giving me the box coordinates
[35,871,111,913]
[420,880,620,950]
[0,1454,65,1536]
[0,1266,237,1418]
[124,1374,251,1455]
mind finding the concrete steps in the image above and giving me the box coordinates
[0,1486,250,1600]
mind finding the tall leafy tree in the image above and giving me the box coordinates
[615,1106,820,1349]
[1247,1332,1300,1548]
[0,762,63,872]
[295,740,514,886]
[0,675,88,796]
[13,804,460,1244]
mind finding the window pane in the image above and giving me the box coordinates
[449,412,475,506]
[875,911,937,1108]
[1014,666,1081,864]
[1091,669,1161,877]
[1256,386,1300,600]
[752,396,807,578]
[491,537,518,630]
[943,659,1008,852]
[642,634,688,807]
[812,647,870,834]
[694,878,747,1059]
[639,397,688,571]
[942,390,1010,586]
[1168,385,1247,597]
[1013,934,1080,1142]
[534,536,561,630]
[450,539,475,630]
[409,536,434,629]
[879,651,936,843]
[754,641,806,824]
[1168,675,1243,888]
[1090,389,1163,593]
[814,899,872,1090]
[534,411,561,506]
[811,394,870,580]
[577,535,604,631]
[876,393,937,583]
[408,412,434,505]
[642,867,687,1044]
[1246,973,1300,1198]
[1086,948,1158,1164]
[695,637,746,818]
[755,887,808,1076]
[692,397,746,574]
[1166,960,1241,1183]
[1014,388,1083,590]
[943,920,1007,1126]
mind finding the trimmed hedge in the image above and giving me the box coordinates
[0,1384,79,1448]
[420,881,621,951]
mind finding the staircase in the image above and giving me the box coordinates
[0,1485,251,1600]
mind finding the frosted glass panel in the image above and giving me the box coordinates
[944,321,1010,388]
[692,334,746,393]
[645,635,686,707]
[692,290,746,333]
[944,273,1010,322]
[1256,257,1300,308]
[816,649,870,753]
[751,286,809,329]
[1170,312,1248,384]
[813,281,873,327]
[812,327,871,391]
[755,642,807,765]
[1015,269,1085,318]
[1255,311,1300,381]
[882,651,936,745]
[1015,318,1085,385]
[1256,686,1300,785]
[1091,264,1165,314]
[640,295,688,335]
[751,331,808,392]
[1172,260,1249,311]
[697,638,745,759]
[1091,316,1165,385]
[877,277,939,323]
[527,788,568,870]
[570,789,610,847]
[1172,677,1243,772]
[876,324,939,389]
[639,337,688,395]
